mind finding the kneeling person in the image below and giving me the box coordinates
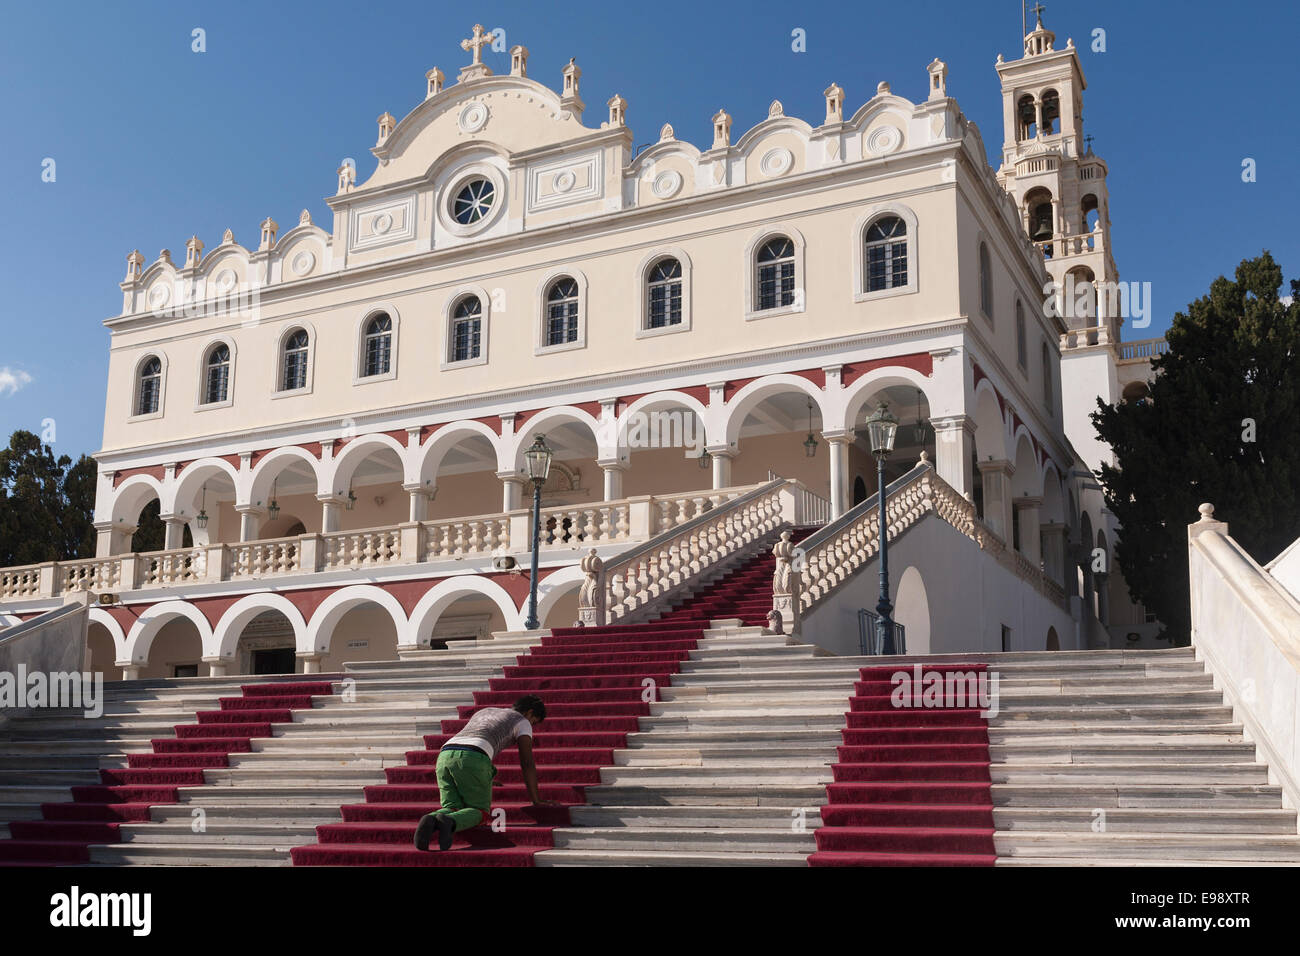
[414,694,554,852]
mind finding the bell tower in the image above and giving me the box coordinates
[996,7,1119,350]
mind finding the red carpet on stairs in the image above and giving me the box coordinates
[808,662,997,866]
[0,681,333,867]
[291,539,804,867]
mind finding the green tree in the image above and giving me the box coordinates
[0,430,98,566]
[1093,252,1300,642]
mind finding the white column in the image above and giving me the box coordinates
[977,460,1013,542]
[318,496,342,534]
[929,415,975,498]
[236,507,262,543]
[1015,497,1042,563]
[599,462,626,501]
[709,449,734,490]
[499,473,525,512]
[94,522,115,558]
[405,484,431,522]
[201,656,231,678]
[825,433,853,520]
[162,515,187,550]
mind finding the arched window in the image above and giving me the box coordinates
[755,236,796,311]
[1041,341,1052,408]
[362,313,392,377]
[1017,94,1037,140]
[136,356,162,416]
[979,243,994,319]
[450,297,482,363]
[647,258,682,328]
[865,216,907,292]
[1015,301,1027,370]
[545,278,580,347]
[204,344,231,405]
[281,329,309,391]
[1041,89,1060,136]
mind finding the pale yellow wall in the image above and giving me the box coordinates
[138,618,206,679]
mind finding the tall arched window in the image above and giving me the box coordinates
[755,236,796,311]
[362,313,392,377]
[1015,301,1027,370]
[979,243,994,320]
[545,278,579,347]
[865,216,907,291]
[451,296,482,363]
[281,328,309,391]
[1041,341,1053,408]
[1017,94,1037,140]
[136,356,162,416]
[646,258,682,328]
[204,344,231,405]
[1041,89,1060,136]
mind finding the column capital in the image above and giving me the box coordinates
[496,471,525,484]
[977,458,1013,477]
[596,458,628,472]
[235,503,266,516]
[822,430,855,445]
[1013,495,1044,509]
[929,413,975,435]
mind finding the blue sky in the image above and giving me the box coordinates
[1,0,1296,459]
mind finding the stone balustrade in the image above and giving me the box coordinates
[0,482,789,605]
[578,478,817,627]
[771,459,1068,634]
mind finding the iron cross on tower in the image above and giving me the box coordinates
[461,24,495,66]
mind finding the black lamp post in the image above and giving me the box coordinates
[866,402,899,653]
[523,434,554,631]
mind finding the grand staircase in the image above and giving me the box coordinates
[2,523,1299,867]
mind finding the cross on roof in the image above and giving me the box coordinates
[1031,2,1046,25]
[461,24,494,66]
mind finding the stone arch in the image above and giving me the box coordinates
[837,367,934,435]
[124,600,214,667]
[88,607,127,661]
[326,433,409,498]
[509,406,603,471]
[535,564,586,629]
[167,457,241,523]
[248,446,323,510]
[971,379,1007,462]
[109,473,165,530]
[303,584,408,656]
[894,565,930,655]
[407,576,522,647]
[1010,430,1042,499]
[723,374,827,449]
[415,420,501,489]
[616,390,711,463]
[211,592,309,661]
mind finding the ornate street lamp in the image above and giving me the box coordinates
[866,402,899,653]
[196,485,209,530]
[523,434,554,631]
[802,398,818,458]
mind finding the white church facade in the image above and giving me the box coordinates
[1,15,1164,679]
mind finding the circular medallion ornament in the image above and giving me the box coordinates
[866,125,903,156]
[760,148,794,177]
[652,170,683,199]
[372,212,393,235]
[147,284,171,309]
[553,170,577,193]
[291,251,316,276]
[214,269,237,293]
[458,101,490,134]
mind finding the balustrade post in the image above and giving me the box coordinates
[507,509,530,554]
[38,562,59,599]
[398,522,422,564]
[625,496,653,541]
[118,554,141,591]
[577,548,606,627]
[298,533,323,573]
[204,543,229,582]
[769,530,803,636]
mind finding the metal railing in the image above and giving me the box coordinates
[858,608,907,656]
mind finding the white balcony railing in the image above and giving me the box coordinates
[0,483,802,604]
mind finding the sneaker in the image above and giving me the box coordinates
[436,813,456,851]
[414,813,442,852]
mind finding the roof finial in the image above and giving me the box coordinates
[458,24,495,82]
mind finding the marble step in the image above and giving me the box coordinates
[993,806,1299,834]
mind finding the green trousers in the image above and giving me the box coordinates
[432,748,495,832]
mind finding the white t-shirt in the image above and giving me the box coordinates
[446,707,533,760]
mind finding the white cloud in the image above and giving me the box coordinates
[0,367,34,396]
